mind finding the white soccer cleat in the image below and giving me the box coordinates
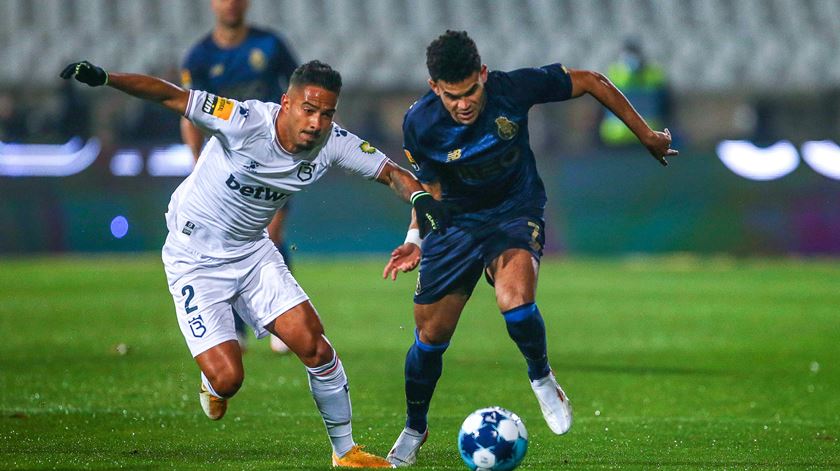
[199,382,227,420]
[387,427,429,467]
[270,334,291,354]
[530,371,572,434]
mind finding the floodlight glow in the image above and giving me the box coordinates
[0,138,101,176]
[110,216,129,239]
[801,140,840,181]
[147,144,195,176]
[716,140,799,181]
[110,150,144,176]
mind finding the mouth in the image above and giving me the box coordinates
[456,110,474,122]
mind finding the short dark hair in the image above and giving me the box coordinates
[290,60,342,93]
[426,30,481,83]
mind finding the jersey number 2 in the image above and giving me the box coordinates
[182,285,198,314]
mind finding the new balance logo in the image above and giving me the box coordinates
[225,174,288,202]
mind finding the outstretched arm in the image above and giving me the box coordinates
[60,61,189,115]
[375,161,450,235]
[569,68,678,166]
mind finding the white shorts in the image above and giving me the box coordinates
[162,233,309,357]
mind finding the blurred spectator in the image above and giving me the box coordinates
[599,40,671,147]
[55,77,92,140]
[0,92,30,142]
[120,66,182,144]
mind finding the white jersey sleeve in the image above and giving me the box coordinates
[327,124,390,180]
[184,90,250,150]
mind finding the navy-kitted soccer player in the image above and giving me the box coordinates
[383,30,678,466]
[181,0,298,353]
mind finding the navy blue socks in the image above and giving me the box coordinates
[503,303,551,381]
[404,330,448,433]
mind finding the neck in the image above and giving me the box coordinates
[213,23,248,48]
[274,109,297,154]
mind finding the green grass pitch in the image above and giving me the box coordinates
[1,255,838,469]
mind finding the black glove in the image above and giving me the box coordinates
[411,191,451,236]
[60,61,108,87]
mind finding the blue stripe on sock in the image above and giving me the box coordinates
[502,302,537,323]
[414,329,449,352]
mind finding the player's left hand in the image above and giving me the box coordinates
[411,191,451,236]
[60,61,109,87]
[644,128,679,166]
[382,243,421,280]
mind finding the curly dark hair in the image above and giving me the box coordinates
[426,30,481,83]
[290,60,342,93]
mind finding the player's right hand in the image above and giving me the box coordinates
[411,191,451,236]
[644,128,679,166]
[382,243,421,280]
[60,61,108,87]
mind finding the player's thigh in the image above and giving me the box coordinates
[483,216,544,310]
[488,249,539,311]
[163,240,240,357]
[414,225,485,306]
[235,239,309,340]
[414,292,471,345]
[264,300,332,367]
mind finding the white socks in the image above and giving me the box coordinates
[307,351,355,457]
[201,371,223,398]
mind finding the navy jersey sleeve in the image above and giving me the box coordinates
[503,63,573,107]
[270,33,299,85]
[402,118,439,184]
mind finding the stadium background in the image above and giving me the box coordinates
[2,0,839,256]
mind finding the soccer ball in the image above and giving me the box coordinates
[457,407,528,471]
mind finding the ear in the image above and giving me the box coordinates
[428,78,441,96]
[479,64,488,83]
[280,93,289,110]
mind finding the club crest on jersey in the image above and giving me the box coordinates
[243,160,260,172]
[495,116,519,140]
[359,141,378,154]
[210,64,224,77]
[203,95,234,121]
[447,148,462,161]
[297,162,316,181]
[249,48,267,71]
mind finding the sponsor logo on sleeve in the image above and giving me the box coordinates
[447,148,462,161]
[359,141,378,154]
[202,95,234,121]
[404,149,419,171]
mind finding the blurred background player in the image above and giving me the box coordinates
[382,30,677,466]
[180,0,299,353]
[599,39,671,147]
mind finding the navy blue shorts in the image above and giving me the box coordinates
[413,215,545,304]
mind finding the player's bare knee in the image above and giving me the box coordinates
[496,289,534,313]
[418,324,454,346]
[298,335,333,368]
[207,369,244,398]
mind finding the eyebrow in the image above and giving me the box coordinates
[302,101,336,113]
[444,83,479,99]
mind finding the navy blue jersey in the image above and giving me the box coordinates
[181,27,297,102]
[402,64,573,226]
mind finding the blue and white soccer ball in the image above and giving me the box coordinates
[457,406,528,471]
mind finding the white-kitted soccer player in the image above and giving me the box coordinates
[61,59,450,468]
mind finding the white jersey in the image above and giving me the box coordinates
[166,90,390,258]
